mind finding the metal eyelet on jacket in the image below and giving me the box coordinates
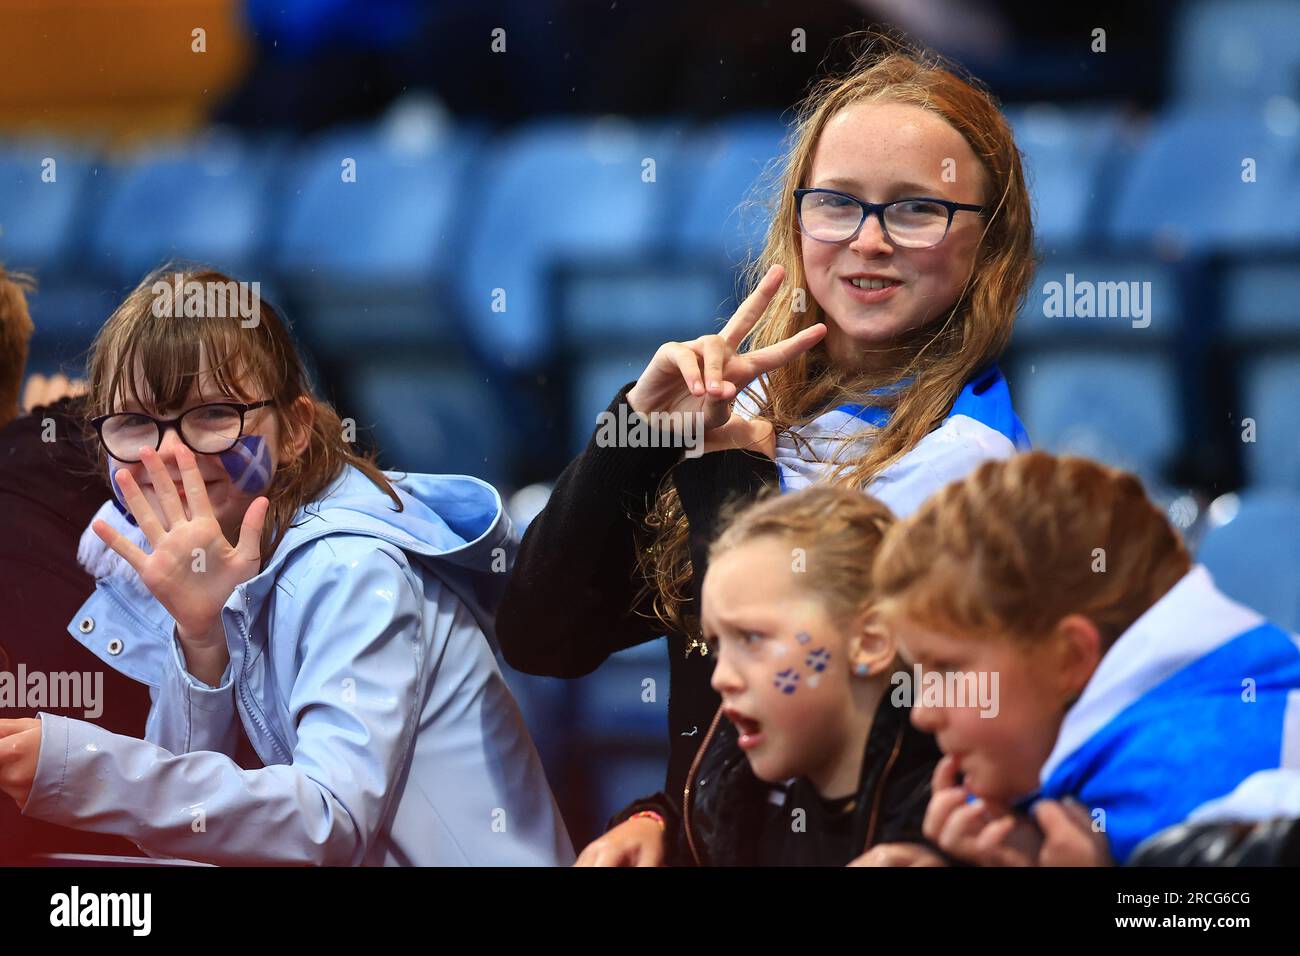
[106,638,124,656]
[78,616,95,634]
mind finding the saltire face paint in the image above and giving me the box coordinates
[218,435,273,494]
[107,462,139,527]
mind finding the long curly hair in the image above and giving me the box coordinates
[637,31,1035,641]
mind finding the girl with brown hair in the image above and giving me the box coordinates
[0,265,574,865]
[497,31,1035,865]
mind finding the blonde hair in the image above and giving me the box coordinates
[639,30,1035,638]
[872,452,1191,648]
[709,484,896,630]
[0,263,36,420]
[85,264,401,561]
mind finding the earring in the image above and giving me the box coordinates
[853,662,871,677]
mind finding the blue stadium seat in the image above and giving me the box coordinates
[569,349,655,455]
[1016,252,1183,343]
[90,132,279,284]
[1239,354,1300,488]
[1172,0,1300,105]
[1221,258,1300,339]
[1198,490,1300,632]
[1012,351,1181,481]
[346,360,513,488]
[1004,105,1127,250]
[1106,106,1300,254]
[274,119,479,353]
[673,114,788,269]
[458,118,687,371]
[0,141,101,271]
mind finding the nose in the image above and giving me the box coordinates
[910,699,942,734]
[155,424,186,458]
[848,210,893,257]
[709,650,743,696]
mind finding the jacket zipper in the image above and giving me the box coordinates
[683,705,725,866]
[863,716,907,851]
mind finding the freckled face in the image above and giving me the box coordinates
[800,100,987,370]
[891,614,1065,805]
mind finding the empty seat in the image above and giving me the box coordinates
[1238,353,1300,488]
[1198,490,1300,632]
[1012,351,1181,482]
[90,132,277,283]
[274,116,479,354]
[1106,106,1300,254]
[346,360,513,488]
[457,118,686,371]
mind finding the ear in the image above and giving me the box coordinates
[1050,614,1103,705]
[848,607,897,678]
[280,395,315,460]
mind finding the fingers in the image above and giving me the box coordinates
[744,322,828,377]
[140,447,187,527]
[175,445,214,519]
[921,784,967,843]
[936,797,992,856]
[666,343,706,398]
[92,517,150,574]
[719,264,785,347]
[111,467,166,545]
[0,718,39,740]
[699,336,730,398]
[851,843,945,867]
[235,497,270,562]
[932,752,961,793]
[972,815,1033,867]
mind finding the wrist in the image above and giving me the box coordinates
[628,810,665,831]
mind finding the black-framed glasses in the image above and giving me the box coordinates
[794,188,984,248]
[91,400,275,463]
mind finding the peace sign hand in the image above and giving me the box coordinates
[92,444,268,670]
[625,264,827,434]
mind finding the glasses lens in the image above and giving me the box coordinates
[799,191,864,241]
[883,200,950,248]
[101,414,160,462]
[182,405,244,453]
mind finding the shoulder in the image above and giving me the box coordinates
[272,533,425,606]
[867,415,1020,518]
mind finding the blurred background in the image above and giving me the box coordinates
[2,0,1299,849]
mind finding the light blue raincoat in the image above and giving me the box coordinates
[21,465,575,866]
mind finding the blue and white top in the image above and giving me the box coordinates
[1037,564,1300,862]
[738,363,1031,516]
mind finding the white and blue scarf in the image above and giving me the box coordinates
[1035,565,1300,862]
[737,363,1030,504]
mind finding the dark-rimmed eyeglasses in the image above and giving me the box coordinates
[91,400,275,463]
[794,188,984,248]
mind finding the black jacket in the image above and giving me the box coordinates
[672,689,940,866]
[1129,818,1300,866]
[496,382,788,812]
[0,397,153,862]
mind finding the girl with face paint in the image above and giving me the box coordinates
[0,265,574,867]
[666,484,940,867]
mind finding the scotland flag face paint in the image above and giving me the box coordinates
[219,435,273,494]
[107,462,138,526]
